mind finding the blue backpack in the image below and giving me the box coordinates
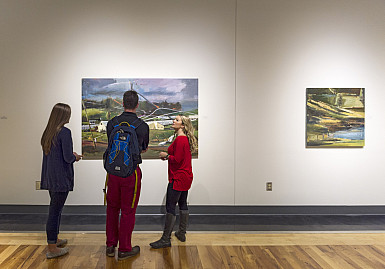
[103,117,143,177]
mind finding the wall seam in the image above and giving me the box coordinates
[234,0,238,206]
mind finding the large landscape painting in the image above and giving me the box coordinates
[82,78,198,159]
[306,88,365,147]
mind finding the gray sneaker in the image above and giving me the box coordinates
[46,247,69,259]
[56,239,68,247]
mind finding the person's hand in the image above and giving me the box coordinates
[159,152,168,161]
[74,152,83,162]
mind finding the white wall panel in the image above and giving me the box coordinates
[235,0,385,204]
[0,0,236,205]
[1,0,385,206]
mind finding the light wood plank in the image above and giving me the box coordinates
[1,233,385,268]
[0,245,19,264]
[3,232,385,246]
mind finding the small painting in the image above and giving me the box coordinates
[82,78,198,159]
[306,88,364,147]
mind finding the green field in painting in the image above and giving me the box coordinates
[306,88,364,148]
[306,138,365,148]
[81,114,198,160]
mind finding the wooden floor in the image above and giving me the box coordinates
[2,232,385,268]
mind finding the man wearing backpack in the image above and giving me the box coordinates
[105,90,149,260]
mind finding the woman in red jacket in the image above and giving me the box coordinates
[150,115,197,249]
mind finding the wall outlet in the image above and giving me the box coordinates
[266,182,272,191]
[35,181,41,190]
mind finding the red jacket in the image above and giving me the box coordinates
[167,136,193,191]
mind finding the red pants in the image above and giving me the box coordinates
[106,167,142,252]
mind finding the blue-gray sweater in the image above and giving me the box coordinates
[41,127,76,192]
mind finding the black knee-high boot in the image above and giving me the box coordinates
[175,210,189,242]
[150,213,176,249]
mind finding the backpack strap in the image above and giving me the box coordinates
[117,121,130,127]
[103,173,109,206]
[112,116,121,128]
[130,117,144,129]
[113,117,143,129]
[131,169,139,208]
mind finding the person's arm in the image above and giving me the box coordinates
[73,152,82,162]
[168,138,185,164]
[159,151,168,160]
[60,128,76,164]
[141,122,150,153]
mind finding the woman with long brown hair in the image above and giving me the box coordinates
[41,103,82,259]
[150,115,197,249]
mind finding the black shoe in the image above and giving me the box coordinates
[118,246,140,260]
[150,237,171,249]
[175,231,186,242]
[106,246,115,257]
[150,213,176,249]
[175,210,188,242]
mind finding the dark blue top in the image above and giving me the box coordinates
[41,127,76,192]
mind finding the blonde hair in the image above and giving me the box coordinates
[41,103,71,155]
[179,115,198,153]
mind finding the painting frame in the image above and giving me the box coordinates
[82,78,198,159]
[306,88,365,148]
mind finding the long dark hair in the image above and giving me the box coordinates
[41,103,71,155]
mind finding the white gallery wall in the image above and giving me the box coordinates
[0,0,236,205]
[0,0,384,206]
[236,0,385,205]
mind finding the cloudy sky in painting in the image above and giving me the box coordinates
[82,78,198,111]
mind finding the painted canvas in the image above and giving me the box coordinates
[82,78,198,159]
[306,88,364,147]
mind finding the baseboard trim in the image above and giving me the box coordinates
[1,205,385,232]
[1,205,385,215]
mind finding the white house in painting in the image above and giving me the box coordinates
[148,121,165,130]
[97,121,108,132]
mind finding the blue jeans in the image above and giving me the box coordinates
[166,182,188,216]
[46,191,69,244]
